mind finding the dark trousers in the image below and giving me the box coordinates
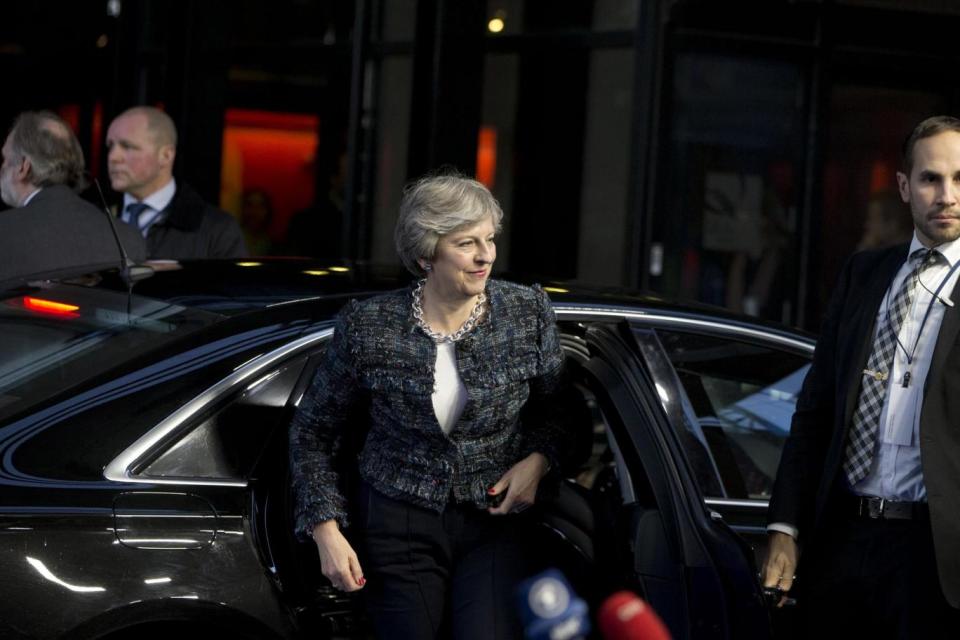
[355,482,528,640]
[799,511,960,639]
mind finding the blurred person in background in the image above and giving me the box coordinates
[857,191,915,252]
[106,106,247,260]
[282,149,346,259]
[0,110,145,282]
[239,188,274,256]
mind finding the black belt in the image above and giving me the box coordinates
[846,495,928,521]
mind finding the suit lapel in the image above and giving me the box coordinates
[925,273,960,395]
[841,247,910,425]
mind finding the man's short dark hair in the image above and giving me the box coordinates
[901,115,960,175]
[7,111,86,190]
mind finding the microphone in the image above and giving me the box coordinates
[515,569,590,640]
[597,591,671,640]
[917,268,956,307]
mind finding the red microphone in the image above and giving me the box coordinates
[597,591,672,640]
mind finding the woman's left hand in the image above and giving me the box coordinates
[488,452,550,516]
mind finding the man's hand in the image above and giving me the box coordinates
[762,531,799,607]
[312,520,365,592]
[487,452,550,516]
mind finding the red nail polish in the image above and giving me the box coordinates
[358,577,366,586]
[488,488,497,495]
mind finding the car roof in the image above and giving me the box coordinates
[0,258,813,450]
[118,259,815,339]
[2,257,815,340]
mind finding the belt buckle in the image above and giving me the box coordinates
[857,496,887,520]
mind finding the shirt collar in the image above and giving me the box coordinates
[21,187,42,207]
[122,177,177,213]
[911,232,960,268]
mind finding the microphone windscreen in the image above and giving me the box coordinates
[515,569,590,640]
[597,591,672,640]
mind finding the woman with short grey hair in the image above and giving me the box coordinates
[290,172,575,639]
[394,174,504,277]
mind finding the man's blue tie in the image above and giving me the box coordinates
[124,202,151,237]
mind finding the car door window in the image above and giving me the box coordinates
[655,330,810,500]
[139,356,309,481]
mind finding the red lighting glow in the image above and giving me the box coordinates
[57,104,81,132]
[220,109,319,243]
[22,297,80,317]
[476,126,498,189]
[869,160,893,195]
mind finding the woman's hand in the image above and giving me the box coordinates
[312,520,365,591]
[488,452,550,516]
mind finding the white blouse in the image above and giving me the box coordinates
[432,341,467,434]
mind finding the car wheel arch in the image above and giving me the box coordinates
[64,598,289,640]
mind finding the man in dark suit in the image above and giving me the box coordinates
[763,115,960,638]
[106,106,248,260]
[0,111,146,284]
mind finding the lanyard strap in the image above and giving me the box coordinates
[897,256,960,367]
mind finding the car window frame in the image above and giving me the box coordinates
[552,304,814,510]
[104,302,816,499]
[626,317,814,514]
[103,327,335,487]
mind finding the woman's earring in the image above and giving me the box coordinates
[423,263,433,272]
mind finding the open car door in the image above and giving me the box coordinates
[578,319,774,640]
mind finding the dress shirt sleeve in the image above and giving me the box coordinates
[289,300,363,538]
[767,522,799,539]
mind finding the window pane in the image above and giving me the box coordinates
[140,357,308,480]
[381,0,418,42]
[484,0,636,34]
[651,53,806,324]
[657,330,810,500]
[481,52,520,269]
[370,55,413,265]
[577,47,634,284]
[813,85,944,325]
[480,42,633,282]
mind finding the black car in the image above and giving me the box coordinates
[0,260,812,639]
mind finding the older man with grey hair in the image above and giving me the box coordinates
[0,110,146,284]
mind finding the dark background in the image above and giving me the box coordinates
[2,0,959,331]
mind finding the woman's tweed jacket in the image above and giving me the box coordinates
[289,279,572,537]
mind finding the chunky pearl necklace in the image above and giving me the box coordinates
[412,278,486,343]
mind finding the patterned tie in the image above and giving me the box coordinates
[124,202,151,237]
[844,248,942,484]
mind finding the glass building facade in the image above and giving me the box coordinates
[1,0,958,330]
